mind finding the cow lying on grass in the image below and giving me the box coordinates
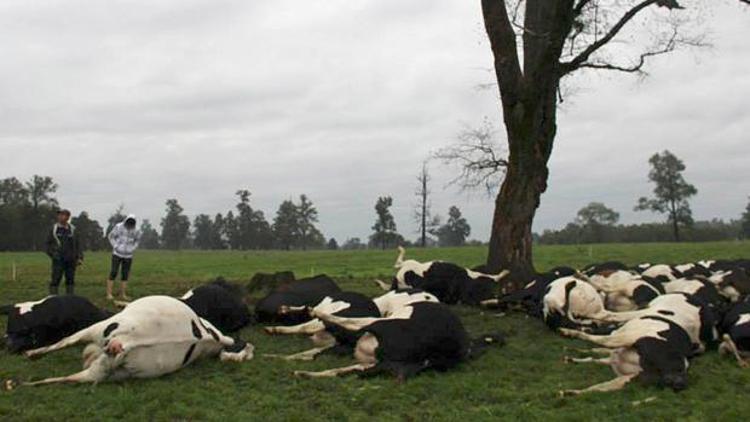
[255,274,341,325]
[263,291,381,360]
[15,296,253,386]
[292,302,504,381]
[180,278,252,333]
[1,295,111,353]
[720,300,750,367]
[559,315,693,396]
[375,247,509,305]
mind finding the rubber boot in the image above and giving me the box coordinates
[49,285,59,295]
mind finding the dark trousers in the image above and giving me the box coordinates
[109,255,133,281]
[50,259,76,295]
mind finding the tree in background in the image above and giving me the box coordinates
[0,177,29,205]
[369,196,402,250]
[106,204,127,235]
[193,213,226,250]
[434,206,471,247]
[342,238,365,250]
[327,238,339,250]
[139,219,161,249]
[296,195,321,250]
[413,162,440,247]
[635,150,697,241]
[742,197,750,240]
[228,190,274,250]
[473,0,723,284]
[160,199,190,250]
[273,200,299,250]
[575,202,620,243]
[25,175,58,211]
[24,175,59,250]
[71,211,106,251]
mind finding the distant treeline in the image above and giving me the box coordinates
[537,219,745,245]
[0,176,475,252]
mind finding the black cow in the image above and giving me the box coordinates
[581,261,629,276]
[264,291,381,360]
[293,302,505,381]
[254,274,341,325]
[1,295,111,353]
[387,247,508,305]
[180,278,252,333]
[560,315,694,395]
[488,266,576,315]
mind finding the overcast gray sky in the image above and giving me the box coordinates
[0,0,748,242]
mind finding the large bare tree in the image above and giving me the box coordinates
[478,0,744,286]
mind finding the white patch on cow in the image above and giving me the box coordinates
[663,279,704,295]
[737,314,750,326]
[674,263,695,273]
[373,290,438,317]
[642,265,677,281]
[395,260,435,287]
[180,290,195,300]
[708,271,732,285]
[698,260,715,269]
[524,280,537,289]
[16,297,51,315]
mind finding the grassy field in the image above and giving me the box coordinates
[1,242,749,421]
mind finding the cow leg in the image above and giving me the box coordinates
[560,374,636,396]
[374,279,391,291]
[294,363,375,379]
[564,356,612,365]
[311,309,387,332]
[559,328,633,349]
[264,319,325,335]
[24,320,108,359]
[23,354,111,386]
[720,334,749,368]
[264,345,335,361]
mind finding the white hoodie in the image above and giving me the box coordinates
[108,214,142,259]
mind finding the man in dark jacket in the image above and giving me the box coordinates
[45,209,83,295]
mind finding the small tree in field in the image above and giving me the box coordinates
[635,150,697,241]
[576,202,619,243]
[434,206,472,247]
[370,196,401,250]
[413,162,440,247]
[160,199,190,250]
[139,219,161,249]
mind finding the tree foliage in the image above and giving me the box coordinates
[742,197,750,240]
[369,196,403,250]
[635,150,697,241]
[434,206,472,247]
[160,199,191,250]
[139,219,161,249]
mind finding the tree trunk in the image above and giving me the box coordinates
[672,217,680,242]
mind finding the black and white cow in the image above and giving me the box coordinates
[640,264,682,282]
[541,277,614,330]
[588,293,719,354]
[559,315,693,395]
[486,267,577,315]
[707,269,750,302]
[371,289,440,317]
[383,247,509,305]
[661,277,724,308]
[17,296,253,386]
[263,291,381,360]
[719,300,750,367]
[254,274,341,325]
[581,261,629,276]
[180,278,252,333]
[1,295,111,354]
[584,270,664,312]
[292,302,504,381]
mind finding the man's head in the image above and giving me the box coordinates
[56,209,71,225]
[124,217,136,229]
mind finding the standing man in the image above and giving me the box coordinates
[45,209,83,295]
[107,214,141,300]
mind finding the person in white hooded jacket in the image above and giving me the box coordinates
[106,214,141,300]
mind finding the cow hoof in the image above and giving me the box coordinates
[24,351,41,360]
[2,379,18,391]
[264,327,276,335]
[559,390,579,397]
[293,370,311,378]
[562,356,572,364]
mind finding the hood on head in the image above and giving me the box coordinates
[123,214,137,227]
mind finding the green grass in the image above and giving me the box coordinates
[1,242,749,421]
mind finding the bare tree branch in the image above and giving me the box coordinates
[434,120,508,195]
[574,25,708,74]
[560,0,670,74]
